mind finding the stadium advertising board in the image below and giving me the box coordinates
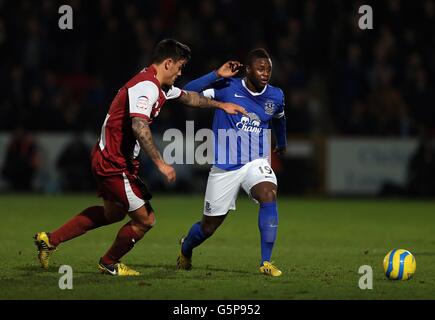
[326,138,419,195]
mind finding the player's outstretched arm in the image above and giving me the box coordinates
[132,117,176,183]
[183,61,242,92]
[183,71,219,92]
[178,91,247,115]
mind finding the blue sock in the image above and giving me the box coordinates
[258,202,278,265]
[181,222,207,258]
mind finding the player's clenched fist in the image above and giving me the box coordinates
[158,163,176,183]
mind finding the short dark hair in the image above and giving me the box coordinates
[246,48,271,66]
[152,39,191,64]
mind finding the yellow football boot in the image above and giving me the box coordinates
[98,259,140,276]
[177,237,192,270]
[33,232,57,269]
[259,261,282,277]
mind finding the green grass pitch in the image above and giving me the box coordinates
[1,194,434,300]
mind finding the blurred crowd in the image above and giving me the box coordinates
[1,0,434,137]
[1,0,435,195]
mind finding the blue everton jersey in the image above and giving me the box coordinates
[202,77,285,171]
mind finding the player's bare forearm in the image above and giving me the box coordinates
[132,117,164,167]
[178,91,221,109]
[178,91,247,115]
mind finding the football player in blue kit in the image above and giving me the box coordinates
[177,49,287,276]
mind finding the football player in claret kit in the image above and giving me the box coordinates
[177,49,287,276]
[33,39,246,276]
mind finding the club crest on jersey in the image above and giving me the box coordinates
[137,96,150,110]
[264,100,275,115]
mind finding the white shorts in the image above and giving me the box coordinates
[203,158,277,216]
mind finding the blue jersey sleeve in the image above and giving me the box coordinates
[274,89,285,118]
[272,116,287,148]
[272,89,287,148]
[183,71,219,92]
[183,72,233,102]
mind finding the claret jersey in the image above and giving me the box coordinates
[92,66,185,176]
